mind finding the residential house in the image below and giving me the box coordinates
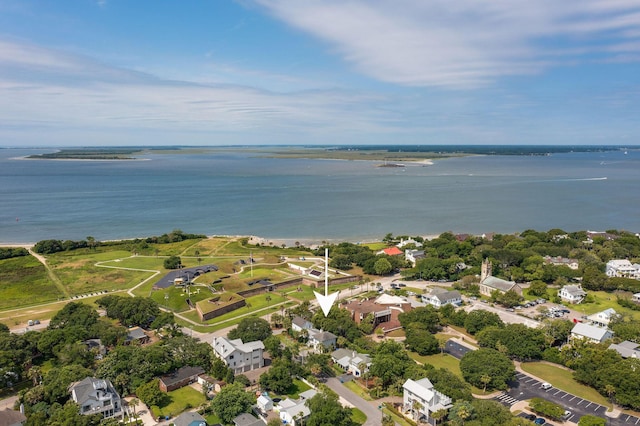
[403,378,452,423]
[570,323,614,344]
[633,293,640,303]
[558,285,587,304]
[405,249,426,266]
[125,327,150,345]
[197,374,224,393]
[543,255,579,270]
[608,341,640,359]
[331,348,371,377]
[307,329,337,351]
[398,238,423,248]
[606,260,640,279]
[69,377,123,419]
[586,308,618,328]
[0,409,26,426]
[479,259,522,297]
[257,393,274,412]
[377,247,403,256]
[277,389,318,426]
[83,339,106,360]
[344,294,413,332]
[421,289,462,308]
[171,411,207,426]
[232,413,263,426]
[212,336,265,374]
[291,316,313,333]
[159,366,205,392]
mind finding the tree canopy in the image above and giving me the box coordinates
[227,317,272,342]
[460,348,515,391]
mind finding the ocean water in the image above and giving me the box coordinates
[1,148,639,244]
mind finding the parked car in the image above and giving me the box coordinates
[534,418,546,425]
[562,410,572,420]
[398,283,407,287]
[541,382,552,390]
[523,414,536,421]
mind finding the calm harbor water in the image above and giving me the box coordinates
[1,148,639,244]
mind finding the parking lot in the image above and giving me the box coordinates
[495,372,640,426]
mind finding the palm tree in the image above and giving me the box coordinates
[27,366,41,386]
[431,408,448,425]
[480,374,492,392]
[605,384,616,405]
[129,398,140,423]
[412,400,424,422]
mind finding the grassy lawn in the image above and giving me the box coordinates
[351,407,367,425]
[152,386,206,419]
[0,255,63,310]
[578,291,640,320]
[150,284,214,312]
[519,362,610,408]
[0,292,128,328]
[382,405,415,426]
[204,412,223,425]
[409,352,484,394]
[279,378,312,399]
[344,380,373,401]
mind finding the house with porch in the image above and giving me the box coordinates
[212,336,265,374]
[421,289,462,308]
[277,389,318,426]
[558,284,587,304]
[331,348,371,377]
[570,323,613,344]
[586,308,618,328]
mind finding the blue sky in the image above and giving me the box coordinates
[1,0,639,147]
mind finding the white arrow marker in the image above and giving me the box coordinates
[314,248,338,317]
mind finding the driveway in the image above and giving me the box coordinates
[326,377,382,426]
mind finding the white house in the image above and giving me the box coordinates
[558,285,587,304]
[331,348,371,377]
[69,377,123,419]
[606,259,640,279]
[570,323,614,344]
[586,308,618,327]
[307,329,337,351]
[398,238,423,248]
[403,378,452,423]
[291,316,313,333]
[277,389,318,426]
[212,336,265,374]
[405,249,426,266]
[257,393,274,412]
[421,289,462,308]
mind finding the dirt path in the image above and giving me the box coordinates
[28,248,70,298]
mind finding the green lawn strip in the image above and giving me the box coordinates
[0,256,63,310]
[409,352,484,394]
[519,362,610,408]
[382,405,415,426]
[179,301,296,331]
[153,386,207,419]
[362,242,387,251]
[344,380,372,401]
[204,413,223,425]
[351,407,367,425]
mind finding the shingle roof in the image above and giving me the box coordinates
[571,323,613,341]
[172,411,207,426]
[0,409,27,426]
[481,276,517,292]
[159,366,205,387]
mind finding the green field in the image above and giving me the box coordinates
[151,284,214,312]
[409,352,484,394]
[519,362,610,408]
[0,255,63,310]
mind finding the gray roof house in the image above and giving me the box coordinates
[0,408,26,426]
[608,341,640,359]
[421,289,462,308]
[171,411,207,426]
[232,413,263,426]
[278,389,318,426]
[331,348,371,377]
[69,377,123,419]
[308,329,337,351]
[570,323,614,344]
[291,316,313,333]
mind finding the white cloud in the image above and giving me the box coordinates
[252,0,640,88]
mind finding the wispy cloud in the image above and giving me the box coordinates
[252,0,640,88]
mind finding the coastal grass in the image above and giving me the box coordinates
[519,362,610,408]
[0,255,62,310]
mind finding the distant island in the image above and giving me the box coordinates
[27,148,144,160]
[23,144,635,162]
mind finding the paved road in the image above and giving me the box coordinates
[326,377,382,426]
